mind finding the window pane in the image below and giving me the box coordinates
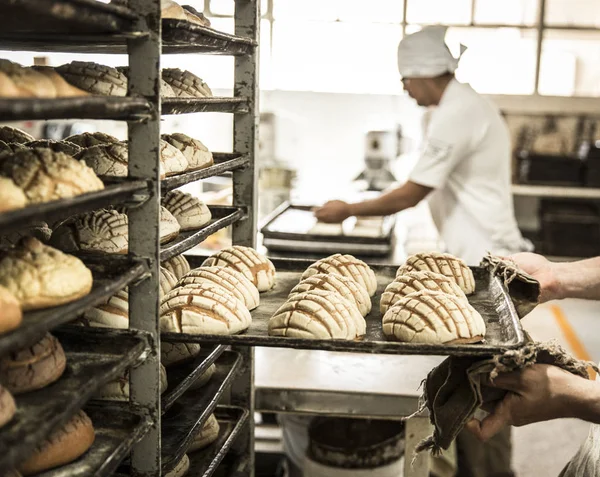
[210,0,268,17]
[474,0,539,25]
[273,0,402,23]
[545,0,600,27]
[407,0,472,25]
[539,30,600,97]
[272,21,402,94]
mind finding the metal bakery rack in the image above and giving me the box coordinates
[0,0,258,475]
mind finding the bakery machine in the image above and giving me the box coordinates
[354,129,399,192]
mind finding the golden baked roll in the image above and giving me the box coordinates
[188,414,220,452]
[0,148,104,204]
[162,68,212,98]
[0,60,56,98]
[95,363,168,401]
[382,290,486,345]
[160,285,252,335]
[56,61,127,96]
[290,273,371,317]
[31,66,89,97]
[301,253,377,297]
[161,342,201,367]
[64,131,120,148]
[269,289,366,340]
[188,363,215,390]
[0,177,27,212]
[396,252,475,295]
[0,126,35,144]
[381,270,466,314]
[24,139,82,156]
[177,266,260,310]
[0,333,66,394]
[165,454,190,477]
[0,285,22,335]
[162,190,212,231]
[202,246,276,292]
[0,71,23,98]
[161,133,214,171]
[162,254,191,280]
[160,205,181,243]
[0,238,93,310]
[18,410,95,476]
[0,385,16,429]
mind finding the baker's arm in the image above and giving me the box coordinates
[314,181,432,223]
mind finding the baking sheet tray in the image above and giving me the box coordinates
[162,154,249,192]
[161,256,526,357]
[162,97,249,115]
[0,327,150,471]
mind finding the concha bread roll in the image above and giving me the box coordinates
[161,342,201,367]
[269,289,366,340]
[381,271,466,314]
[201,246,276,292]
[162,254,191,280]
[0,60,56,98]
[31,66,89,97]
[56,61,127,96]
[64,132,120,148]
[177,266,260,310]
[0,222,52,249]
[397,252,476,295]
[161,133,214,171]
[0,285,22,335]
[0,177,27,212]
[0,333,66,394]
[0,148,104,204]
[0,140,29,155]
[0,385,16,429]
[189,363,215,390]
[161,0,187,20]
[0,238,93,310]
[161,266,178,296]
[162,190,212,231]
[160,140,189,177]
[160,285,252,335]
[115,66,176,97]
[189,414,220,452]
[160,205,181,243]
[24,139,82,156]
[96,363,168,401]
[162,68,213,98]
[181,5,211,27]
[75,142,129,178]
[0,126,35,144]
[18,410,95,476]
[382,290,486,345]
[0,71,24,98]
[165,454,190,477]
[301,254,377,297]
[290,273,371,317]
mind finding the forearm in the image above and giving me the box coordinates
[348,182,431,217]
[553,257,600,300]
[571,379,600,425]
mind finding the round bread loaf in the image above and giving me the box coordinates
[189,414,220,452]
[0,126,35,144]
[24,139,82,156]
[382,290,486,344]
[161,266,178,297]
[160,285,252,335]
[202,246,276,292]
[165,454,190,477]
[18,410,95,476]
[115,66,176,97]
[0,238,93,310]
[161,342,201,367]
[0,177,27,213]
[95,363,168,401]
[162,190,212,231]
[75,142,128,178]
[0,285,22,335]
[0,140,30,155]
[301,254,377,297]
[160,206,181,243]
[0,385,16,429]
[177,266,260,310]
[381,270,466,314]
[0,333,66,394]
[0,60,56,98]
[0,148,104,204]
[64,132,120,148]
[162,68,212,98]
[0,71,23,98]
[396,252,476,295]
[291,273,371,317]
[188,363,215,391]
[269,289,366,340]
[162,254,191,280]
[160,140,189,177]
[56,61,127,96]
[161,133,214,171]
[31,66,89,98]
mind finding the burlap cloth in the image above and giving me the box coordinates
[406,254,600,458]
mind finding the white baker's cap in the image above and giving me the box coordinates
[397,26,465,78]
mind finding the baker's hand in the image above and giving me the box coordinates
[314,200,352,223]
[466,364,592,441]
[509,252,560,302]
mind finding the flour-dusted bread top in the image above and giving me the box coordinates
[75,142,129,178]
[290,273,371,317]
[381,270,466,314]
[115,66,175,97]
[382,290,486,345]
[160,285,252,335]
[160,266,178,297]
[161,341,201,367]
[396,252,475,295]
[0,177,27,212]
[162,190,212,231]
[202,246,276,292]
[178,266,260,310]
[160,139,189,176]
[160,205,181,244]
[0,148,104,204]
[162,68,213,98]
[24,140,82,156]
[0,238,92,310]
[189,413,220,452]
[56,61,127,96]
[64,132,120,148]
[82,288,128,329]
[269,289,366,340]
[161,133,214,171]
[0,126,35,144]
[96,363,167,401]
[162,254,191,280]
[301,254,377,297]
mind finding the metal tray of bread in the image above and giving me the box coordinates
[0,327,150,471]
[0,255,148,356]
[162,19,257,55]
[36,402,152,477]
[162,256,526,357]
[187,406,250,477]
[162,97,249,115]
[261,202,396,257]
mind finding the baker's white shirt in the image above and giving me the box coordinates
[409,79,529,265]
